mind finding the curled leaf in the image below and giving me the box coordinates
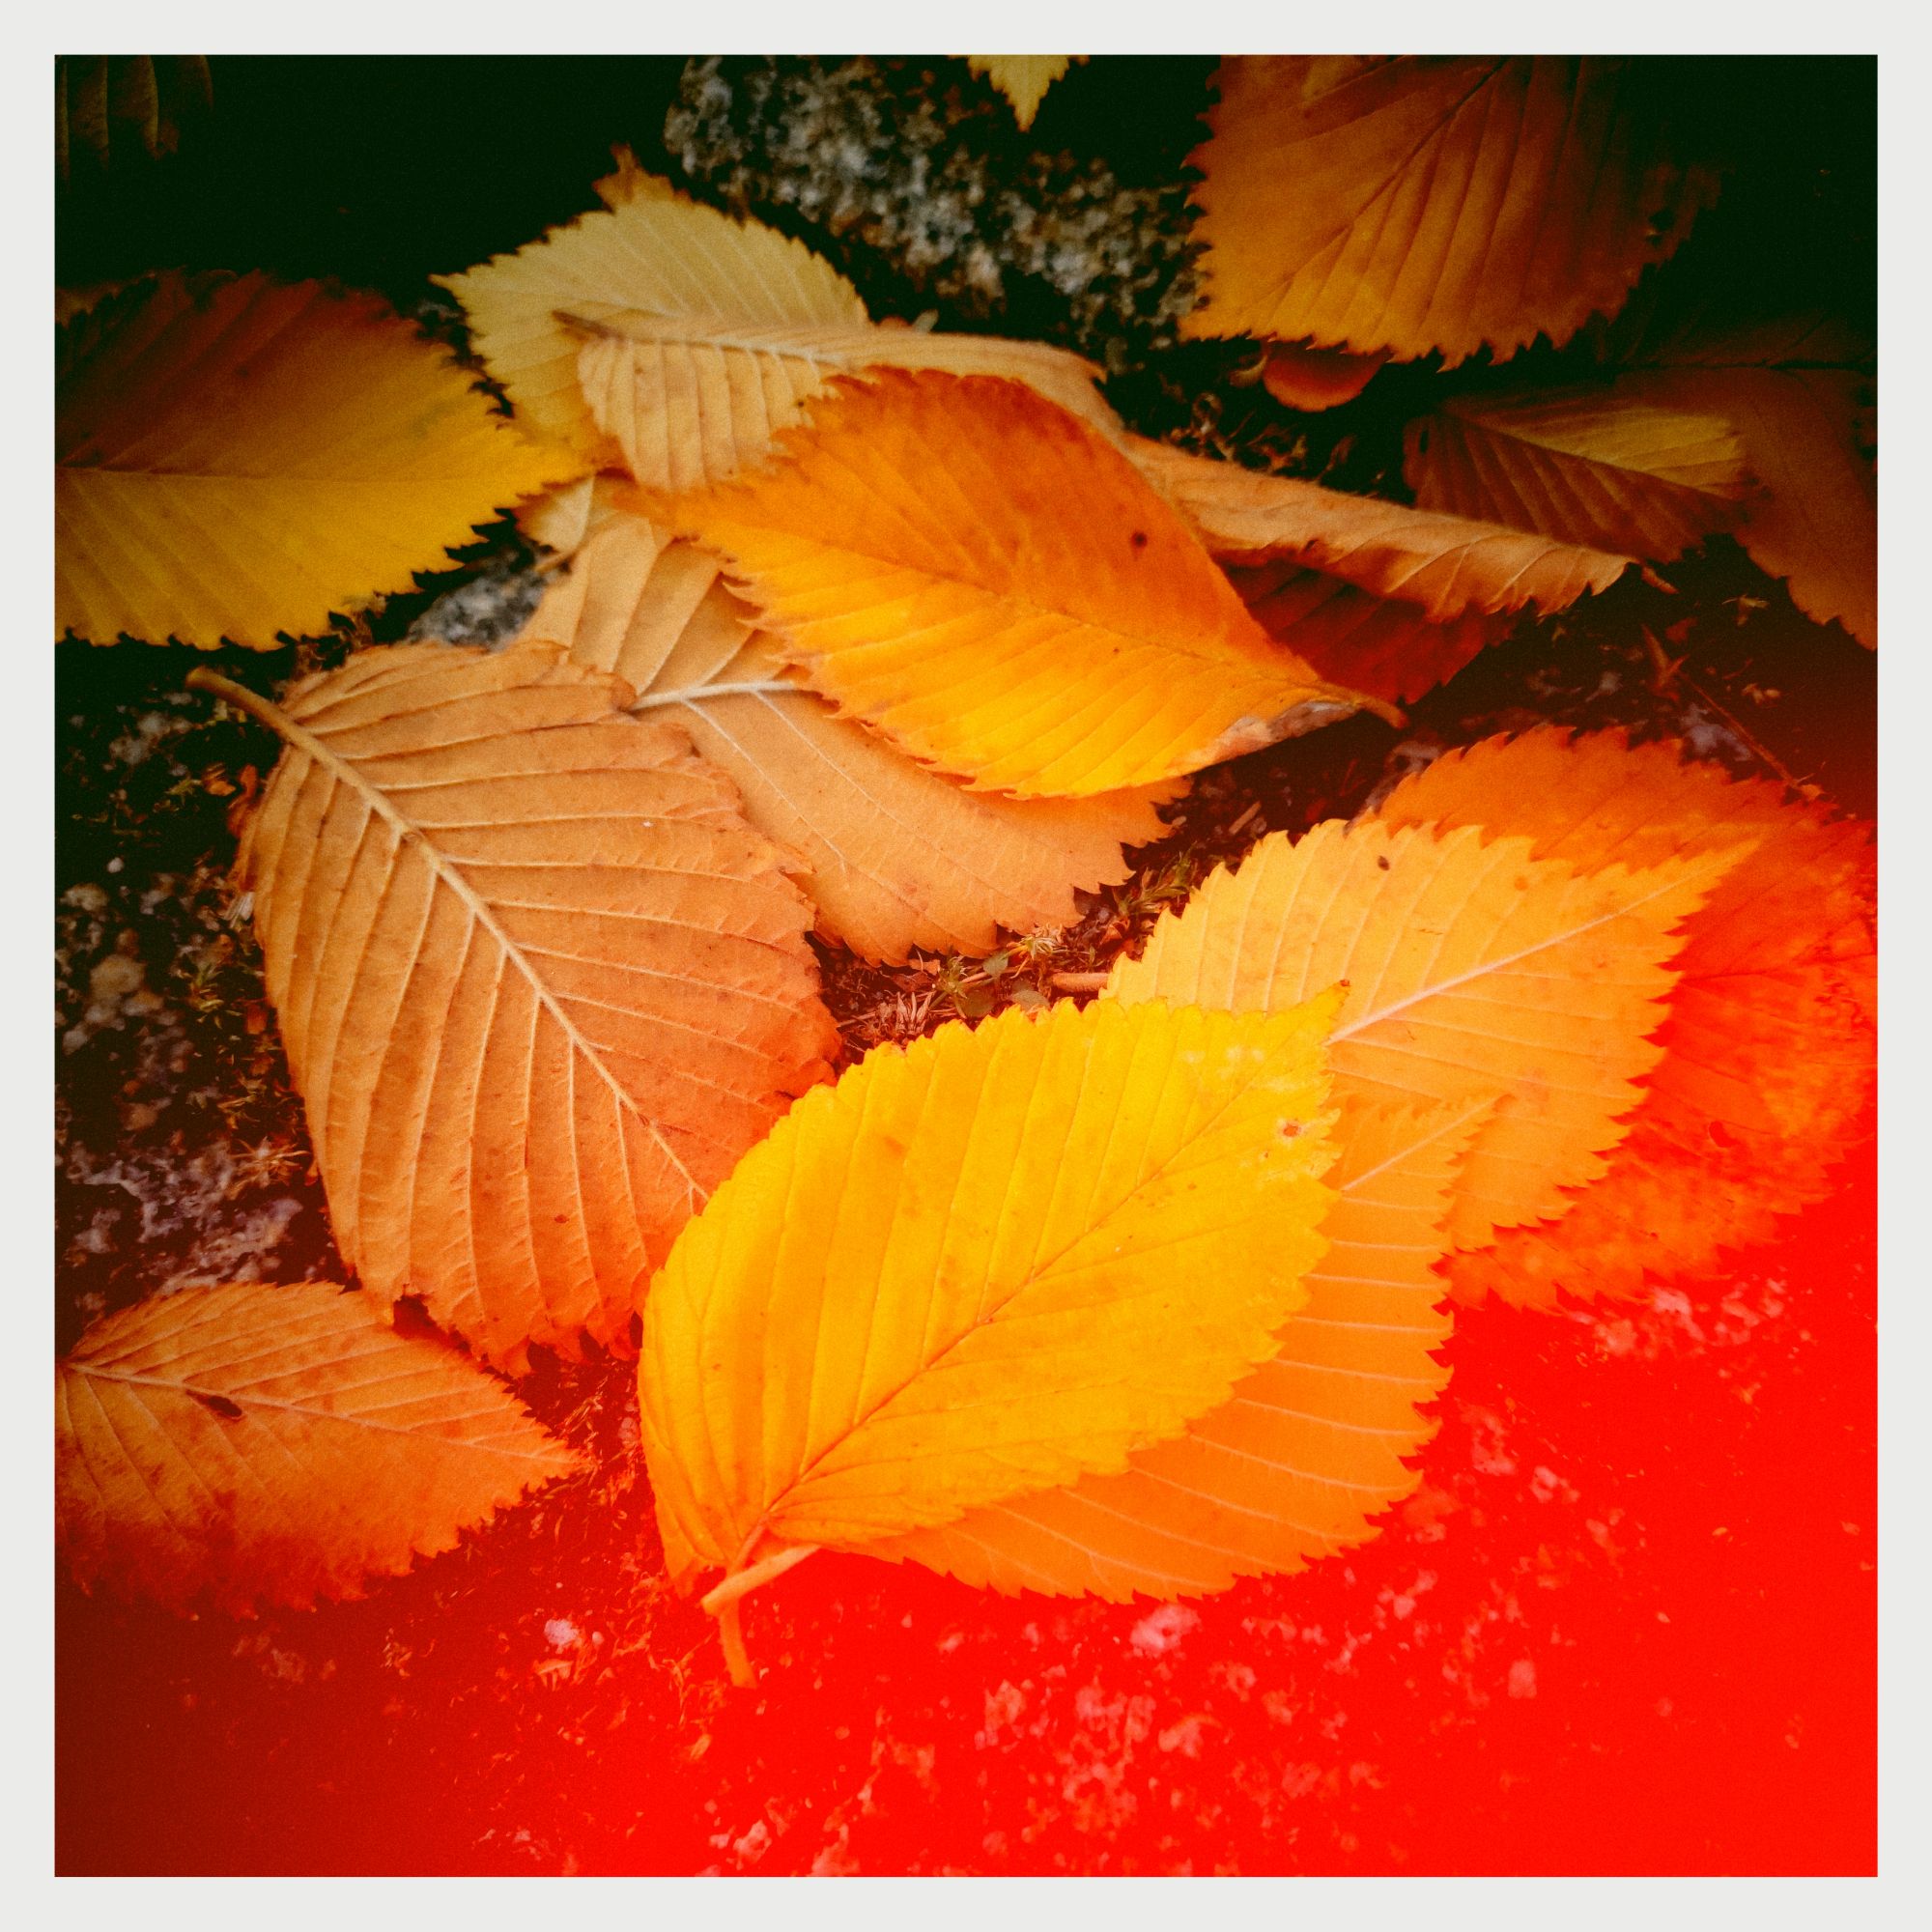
[57,1283,582,1614]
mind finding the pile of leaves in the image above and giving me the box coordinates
[55,54,1875,1864]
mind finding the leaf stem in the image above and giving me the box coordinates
[700,1540,819,1616]
[629,680,798,715]
[185,667,289,735]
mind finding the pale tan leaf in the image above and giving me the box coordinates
[967,55,1083,129]
[1184,56,1718,363]
[204,640,837,1374]
[1131,435,1630,622]
[524,511,1174,962]
[570,309,1119,492]
[878,1094,1486,1600]
[57,1283,582,1613]
[436,171,867,462]
[1106,818,1749,1249]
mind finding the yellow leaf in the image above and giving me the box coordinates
[435,170,867,464]
[57,1283,581,1613]
[651,370,1398,796]
[639,996,1340,1597]
[57,272,571,648]
[878,1094,1487,1600]
[1106,818,1751,1249]
[967,56,1082,130]
[200,640,837,1374]
[569,308,1118,492]
[1130,435,1631,622]
[523,509,1175,962]
[1184,56,1718,364]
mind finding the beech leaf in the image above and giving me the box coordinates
[57,1283,582,1614]
[651,369,1399,796]
[199,639,837,1374]
[878,1094,1488,1600]
[1184,56,1718,364]
[639,996,1341,1598]
[967,56,1082,129]
[522,509,1174,962]
[57,271,571,648]
[1105,818,1751,1250]
[1373,728,1876,1305]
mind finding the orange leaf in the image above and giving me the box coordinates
[57,1283,582,1613]
[202,640,836,1372]
[1261,342,1388,412]
[523,509,1173,962]
[57,273,572,649]
[878,1094,1487,1600]
[1373,728,1876,1306]
[1184,56,1718,363]
[652,371,1397,796]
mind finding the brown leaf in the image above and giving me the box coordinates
[199,640,836,1373]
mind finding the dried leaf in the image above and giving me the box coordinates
[435,166,868,463]
[1373,728,1876,1305]
[57,1283,581,1613]
[639,996,1341,1593]
[1184,56,1718,363]
[1130,437,1631,623]
[58,272,569,648]
[1405,384,1752,560]
[569,309,1117,492]
[880,1094,1487,1600]
[204,640,836,1373]
[1106,818,1750,1249]
[1261,342,1388,412]
[524,511,1173,962]
[968,56,1082,129]
[652,370,1397,796]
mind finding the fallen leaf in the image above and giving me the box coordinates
[58,272,569,648]
[57,1283,582,1613]
[639,995,1340,1599]
[1405,384,1753,561]
[967,56,1082,129]
[651,370,1398,796]
[523,509,1173,962]
[569,308,1117,491]
[1130,436,1631,623]
[880,1094,1487,1600]
[1373,728,1876,1305]
[1106,818,1750,1249]
[1261,342,1388,412]
[1183,56,1718,363]
[57,54,211,176]
[436,162,867,465]
[199,639,836,1373]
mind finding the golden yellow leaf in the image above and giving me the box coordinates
[435,168,867,464]
[639,996,1340,1600]
[967,55,1083,130]
[568,308,1118,492]
[57,1283,582,1613]
[57,271,570,649]
[1130,435,1631,622]
[879,1094,1487,1600]
[1405,384,1752,561]
[1373,728,1876,1305]
[200,640,837,1374]
[1106,818,1750,1249]
[651,370,1398,797]
[523,509,1174,962]
[1184,56,1718,363]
